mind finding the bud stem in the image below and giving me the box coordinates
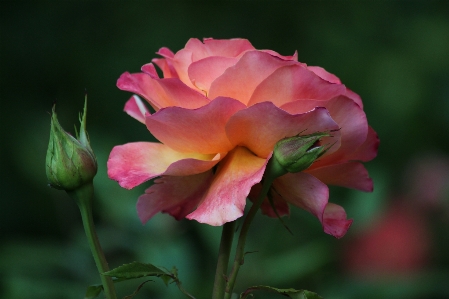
[68,184,117,299]
[224,158,278,299]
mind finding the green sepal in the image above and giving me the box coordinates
[240,285,323,299]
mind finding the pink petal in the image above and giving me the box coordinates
[124,95,150,124]
[154,47,177,78]
[273,172,329,223]
[261,49,299,61]
[306,162,373,192]
[117,72,209,110]
[188,56,239,94]
[322,203,352,238]
[208,51,297,105]
[187,146,268,226]
[345,89,364,108]
[137,171,213,224]
[156,47,175,58]
[107,142,221,189]
[281,96,368,166]
[146,97,246,154]
[141,63,159,78]
[202,38,255,56]
[153,58,178,78]
[186,38,255,61]
[307,66,341,84]
[248,183,290,218]
[225,102,340,158]
[308,66,364,108]
[172,48,197,89]
[247,64,346,107]
[347,126,379,162]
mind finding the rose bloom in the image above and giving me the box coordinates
[108,38,378,238]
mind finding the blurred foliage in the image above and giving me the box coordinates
[1,1,449,299]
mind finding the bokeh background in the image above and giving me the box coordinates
[1,2,449,299]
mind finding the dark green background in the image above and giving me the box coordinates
[1,2,449,299]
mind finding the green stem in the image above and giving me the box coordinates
[212,220,237,299]
[68,184,117,299]
[224,168,276,299]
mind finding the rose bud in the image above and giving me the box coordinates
[46,99,97,191]
[271,131,332,177]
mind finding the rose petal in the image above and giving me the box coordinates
[124,95,150,124]
[308,66,364,108]
[208,51,297,105]
[347,126,379,162]
[141,63,159,78]
[188,56,239,94]
[107,142,221,189]
[153,58,178,78]
[172,48,196,89]
[117,72,209,110]
[146,97,246,154]
[261,49,299,61]
[306,162,373,192]
[273,172,329,223]
[322,203,353,238]
[202,38,255,56]
[247,64,346,107]
[187,146,268,226]
[137,171,213,224]
[226,102,340,158]
[281,96,368,166]
[248,183,290,218]
[156,47,175,59]
[307,66,341,84]
[153,48,178,79]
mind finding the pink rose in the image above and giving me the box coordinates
[108,38,378,238]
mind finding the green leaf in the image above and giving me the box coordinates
[103,261,170,279]
[84,284,103,299]
[240,285,323,299]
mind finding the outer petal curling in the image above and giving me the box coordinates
[247,64,346,107]
[322,203,353,238]
[117,72,209,110]
[226,102,340,158]
[124,95,150,124]
[208,51,297,105]
[186,147,268,226]
[146,97,246,154]
[306,162,373,192]
[281,96,368,166]
[137,171,213,224]
[273,172,329,223]
[107,142,221,189]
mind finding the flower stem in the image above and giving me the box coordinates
[68,184,117,299]
[224,165,276,299]
[212,220,237,299]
